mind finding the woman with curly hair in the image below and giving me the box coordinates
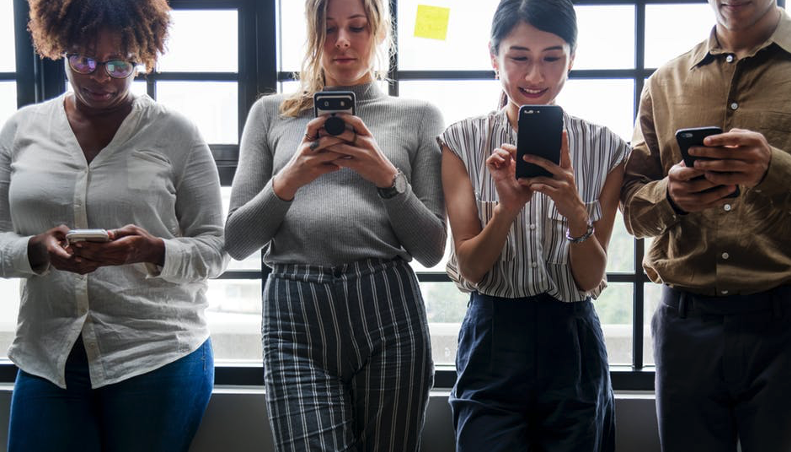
[224,0,445,449]
[0,1,228,450]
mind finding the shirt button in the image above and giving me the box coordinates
[726,54,734,63]
[531,262,538,268]
[722,252,730,260]
[730,102,739,110]
[724,204,732,212]
[529,224,536,231]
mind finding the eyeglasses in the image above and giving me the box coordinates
[66,54,137,79]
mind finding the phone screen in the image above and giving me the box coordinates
[516,105,564,179]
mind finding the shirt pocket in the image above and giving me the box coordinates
[127,150,173,192]
[476,198,517,262]
[543,199,602,265]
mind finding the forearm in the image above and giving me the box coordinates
[225,180,291,260]
[153,234,229,283]
[568,237,608,292]
[455,204,516,284]
[382,187,446,267]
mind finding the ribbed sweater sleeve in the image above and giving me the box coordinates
[224,98,291,260]
[381,102,446,267]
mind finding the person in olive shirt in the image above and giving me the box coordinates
[621,1,791,451]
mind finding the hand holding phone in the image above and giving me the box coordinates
[65,229,110,247]
[314,91,355,136]
[516,105,564,179]
[675,126,740,198]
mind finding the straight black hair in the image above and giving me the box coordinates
[490,0,578,55]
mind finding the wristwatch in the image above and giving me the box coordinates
[377,170,407,199]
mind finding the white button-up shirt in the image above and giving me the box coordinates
[0,94,228,388]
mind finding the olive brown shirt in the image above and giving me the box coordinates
[621,8,791,296]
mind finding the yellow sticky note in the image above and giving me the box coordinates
[414,5,450,41]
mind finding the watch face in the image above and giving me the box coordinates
[394,171,407,193]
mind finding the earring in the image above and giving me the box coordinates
[494,70,500,80]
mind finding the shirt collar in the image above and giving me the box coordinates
[691,8,791,69]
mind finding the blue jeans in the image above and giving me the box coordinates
[7,337,214,452]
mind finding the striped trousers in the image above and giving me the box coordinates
[262,258,434,452]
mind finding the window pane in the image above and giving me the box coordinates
[421,282,468,365]
[643,281,663,365]
[645,4,713,69]
[206,278,263,362]
[596,282,634,365]
[0,81,17,128]
[157,10,238,73]
[156,81,238,144]
[278,1,308,73]
[0,0,15,72]
[398,1,499,70]
[556,78,635,142]
[399,80,502,127]
[607,211,635,273]
[574,5,635,70]
[0,279,20,358]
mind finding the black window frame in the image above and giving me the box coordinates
[4,0,785,390]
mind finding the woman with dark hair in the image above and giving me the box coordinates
[224,0,445,450]
[440,0,629,450]
[0,0,227,450]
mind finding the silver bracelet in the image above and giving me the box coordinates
[566,220,595,243]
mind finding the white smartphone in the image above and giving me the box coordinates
[65,229,110,246]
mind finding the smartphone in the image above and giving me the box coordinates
[675,126,739,198]
[66,229,110,246]
[314,91,355,136]
[516,105,564,179]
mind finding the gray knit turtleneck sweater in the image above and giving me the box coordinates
[225,82,446,267]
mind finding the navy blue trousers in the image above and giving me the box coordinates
[450,292,615,452]
[654,285,791,452]
[8,337,214,452]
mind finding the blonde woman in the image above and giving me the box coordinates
[224,0,445,450]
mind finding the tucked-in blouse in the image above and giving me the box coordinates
[0,93,228,389]
[440,108,629,302]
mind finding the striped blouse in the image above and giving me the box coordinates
[439,108,630,302]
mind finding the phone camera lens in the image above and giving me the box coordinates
[324,101,329,107]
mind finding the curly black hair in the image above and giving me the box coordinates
[28,0,171,72]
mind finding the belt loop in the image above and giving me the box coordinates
[678,293,688,319]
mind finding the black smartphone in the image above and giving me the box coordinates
[675,126,740,198]
[516,105,564,179]
[313,91,355,136]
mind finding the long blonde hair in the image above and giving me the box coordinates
[279,0,393,117]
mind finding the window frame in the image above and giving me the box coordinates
[5,0,786,390]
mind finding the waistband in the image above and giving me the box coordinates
[270,257,410,283]
[473,291,593,312]
[661,285,791,318]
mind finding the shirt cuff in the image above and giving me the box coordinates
[641,177,682,234]
[144,239,179,279]
[5,235,49,276]
[753,146,791,196]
